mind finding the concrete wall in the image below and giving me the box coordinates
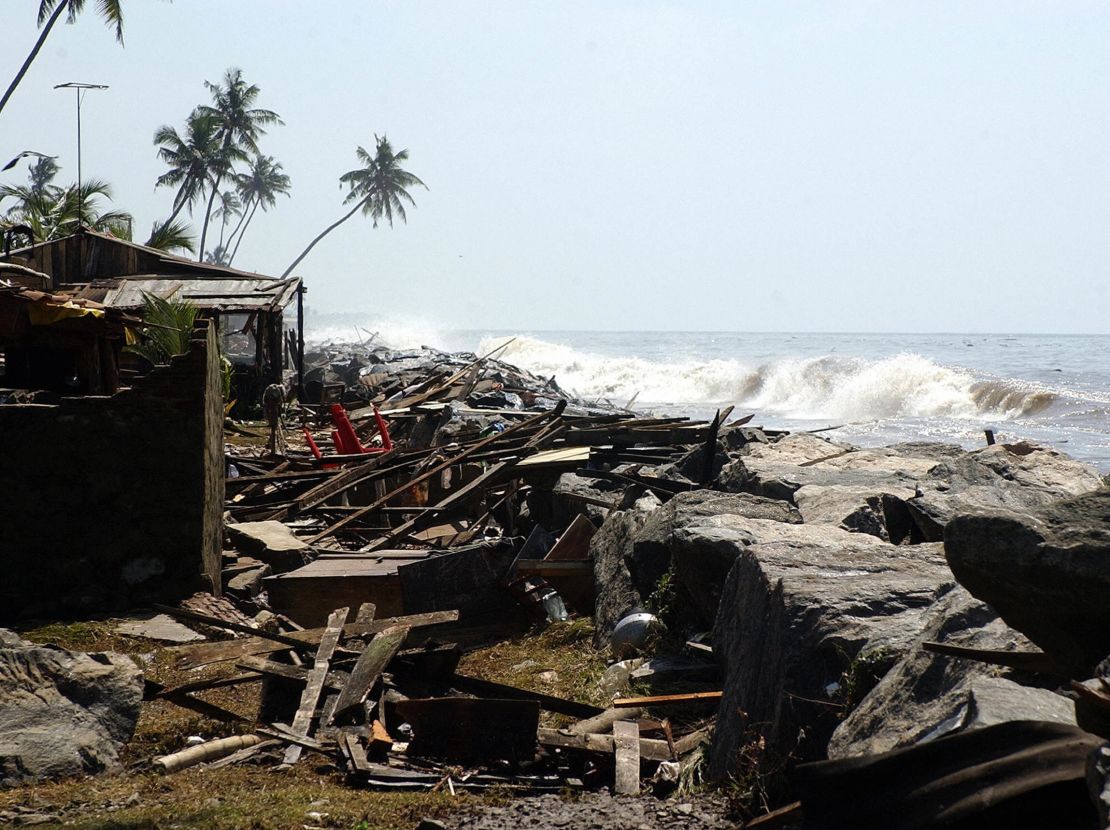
[0,321,224,621]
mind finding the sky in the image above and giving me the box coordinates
[2,1,1110,333]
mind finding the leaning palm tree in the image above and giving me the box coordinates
[195,68,281,259]
[153,108,222,227]
[226,154,290,266]
[281,135,425,278]
[0,1,125,118]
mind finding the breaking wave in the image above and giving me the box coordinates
[481,335,1058,422]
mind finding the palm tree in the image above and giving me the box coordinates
[0,1,125,118]
[282,135,426,278]
[226,154,290,266]
[153,108,222,227]
[1,177,131,241]
[125,291,198,365]
[213,188,241,253]
[145,217,194,254]
[195,68,281,259]
[28,156,60,194]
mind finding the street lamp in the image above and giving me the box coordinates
[54,81,108,227]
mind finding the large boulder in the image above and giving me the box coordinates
[706,532,950,780]
[629,491,802,625]
[828,584,1073,759]
[793,483,919,543]
[591,492,663,648]
[945,486,1110,673]
[908,442,1103,542]
[0,630,142,786]
[719,438,963,543]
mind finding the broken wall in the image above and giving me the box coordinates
[0,320,224,621]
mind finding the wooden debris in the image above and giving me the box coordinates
[330,624,410,722]
[154,735,266,773]
[612,691,724,708]
[613,720,641,794]
[282,606,347,765]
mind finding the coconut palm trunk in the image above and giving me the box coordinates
[281,200,364,278]
[0,3,68,118]
[197,169,224,259]
[227,197,259,266]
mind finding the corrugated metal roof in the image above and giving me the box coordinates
[74,275,300,313]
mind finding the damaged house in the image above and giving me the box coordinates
[0,258,226,622]
[0,228,305,410]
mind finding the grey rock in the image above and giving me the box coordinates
[706,531,949,779]
[112,613,203,644]
[1086,744,1110,829]
[793,483,919,543]
[591,492,663,649]
[908,443,1103,541]
[828,584,1042,759]
[945,486,1110,673]
[667,511,869,626]
[226,565,270,597]
[630,490,801,615]
[225,521,310,572]
[962,676,1075,729]
[719,435,934,505]
[0,630,142,786]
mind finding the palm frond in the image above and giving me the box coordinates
[124,291,198,365]
[146,218,196,254]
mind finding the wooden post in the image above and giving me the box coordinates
[296,280,305,402]
[613,720,641,795]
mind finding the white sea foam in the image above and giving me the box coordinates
[480,335,1056,421]
[306,315,448,351]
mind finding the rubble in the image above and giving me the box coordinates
[8,330,1110,827]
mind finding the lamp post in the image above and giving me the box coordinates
[53,82,108,227]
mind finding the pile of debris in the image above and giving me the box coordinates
[299,336,630,414]
[145,600,710,795]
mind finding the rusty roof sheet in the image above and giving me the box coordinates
[72,275,300,313]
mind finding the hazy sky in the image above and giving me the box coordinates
[3,2,1110,333]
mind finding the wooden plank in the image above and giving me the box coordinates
[153,603,314,652]
[329,624,410,723]
[613,720,641,795]
[613,691,723,708]
[342,733,371,773]
[168,609,459,670]
[538,728,675,763]
[544,513,596,561]
[233,656,345,692]
[359,460,513,552]
[450,673,604,719]
[744,801,803,829]
[568,707,643,736]
[310,402,564,543]
[282,607,348,765]
[514,559,594,576]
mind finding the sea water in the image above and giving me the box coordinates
[307,322,1110,472]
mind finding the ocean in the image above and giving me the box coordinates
[306,321,1110,473]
